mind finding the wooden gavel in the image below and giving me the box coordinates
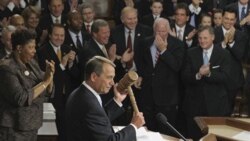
[117,71,139,114]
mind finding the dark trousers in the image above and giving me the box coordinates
[0,126,37,141]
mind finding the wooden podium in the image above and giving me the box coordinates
[195,117,250,141]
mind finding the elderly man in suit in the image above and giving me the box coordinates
[182,26,232,140]
[0,25,16,59]
[65,56,145,141]
[136,17,185,136]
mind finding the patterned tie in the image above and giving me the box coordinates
[57,48,62,62]
[55,18,59,24]
[155,48,160,67]
[241,7,247,21]
[101,46,108,58]
[126,30,133,69]
[177,29,183,41]
[203,51,209,65]
[76,35,82,48]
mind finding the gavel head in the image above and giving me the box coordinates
[117,71,138,93]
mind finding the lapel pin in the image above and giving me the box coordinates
[24,70,30,76]
[137,33,141,37]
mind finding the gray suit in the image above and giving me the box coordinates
[0,54,47,141]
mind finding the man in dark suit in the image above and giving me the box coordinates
[64,10,90,62]
[78,2,95,35]
[37,24,80,141]
[226,0,250,33]
[136,17,185,136]
[213,8,248,112]
[110,6,153,81]
[38,0,67,36]
[140,0,168,28]
[170,3,197,48]
[182,26,232,140]
[65,56,145,141]
[78,19,118,81]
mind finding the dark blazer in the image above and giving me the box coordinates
[170,23,197,48]
[110,24,153,80]
[78,38,109,79]
[213,26,248,90]
[65,84,136,141]
[63,30,90,54]
[182,45,231,116]
[226,2,250,33]
[0,47,7,59]
[136,35,185,106]
[0,55,46,131]
[37,42,80,109]
[140,14,168,28]
[38,13,67,31]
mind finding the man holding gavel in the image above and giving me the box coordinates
[65,56,145,141]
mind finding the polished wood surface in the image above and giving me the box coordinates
[195,117,250,141]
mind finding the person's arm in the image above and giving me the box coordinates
[33,60,55,100]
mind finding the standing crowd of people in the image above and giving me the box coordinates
[0,0,250,141]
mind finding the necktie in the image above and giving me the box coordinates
[203,51,209,65]
[126,30,133,69]
[101,46,108,58]
[86,24,90,33]
[76,35,82,48]
[55,18,59,24]
[241,7,247,21]
[155,48,160,67]
[57,48,62,62]
[177,29,183,41]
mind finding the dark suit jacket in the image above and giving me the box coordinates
[182,45,231,116]
[140,14,168,28]
[170,23,197,48]
[65,84,136,141]
[226,2,250,34]
[38,13,67,31]
[110,24,153,81]
[0,47,7,59]
[63,30,90,54]
[137,35,185,106]
[78,38,109,79]
[37,42,80,109]
[0,55,46,131]
[213,26,248,90]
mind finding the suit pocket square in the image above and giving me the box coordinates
[212,65,220,69]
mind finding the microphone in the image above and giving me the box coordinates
[156,113,188,141]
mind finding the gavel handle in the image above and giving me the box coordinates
[127,86,139,114]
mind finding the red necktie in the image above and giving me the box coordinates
[126,30,133,69]
[155,48,160,66]
[86,24,90,33]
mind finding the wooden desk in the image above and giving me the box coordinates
[195,117,250,141]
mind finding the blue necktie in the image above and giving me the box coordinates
[203,52,209,65]
[241,7,247,21]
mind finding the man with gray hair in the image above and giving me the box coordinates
[182,26,232,140]
[136,17,185,135]
[0,25,16,59]
[65,55,145,141]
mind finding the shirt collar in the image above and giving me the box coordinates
[51,15,62,22]
[203,44,214,55]
[84,21,93,26]
[175,24,186,31]
[82,81,102,106]
[49,41,61,53]
[189,4,201,15]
